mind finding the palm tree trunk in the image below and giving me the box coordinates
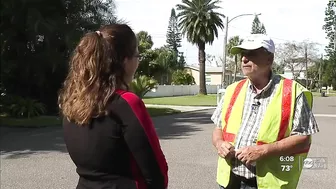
[233,55,237,82]
[198,42,207,95]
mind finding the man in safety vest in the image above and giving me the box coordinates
[211,34,319,189]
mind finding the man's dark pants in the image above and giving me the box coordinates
[218,171,257,189]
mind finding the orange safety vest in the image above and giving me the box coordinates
[216,77,313,189]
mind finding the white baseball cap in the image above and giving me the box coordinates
[230,34,275,55]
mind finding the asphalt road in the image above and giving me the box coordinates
[1,97,335,189]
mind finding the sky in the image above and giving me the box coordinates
[114,0,331,66]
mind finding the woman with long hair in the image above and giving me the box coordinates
[58,24,168,189]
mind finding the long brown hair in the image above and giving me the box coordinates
[58,24,137,125]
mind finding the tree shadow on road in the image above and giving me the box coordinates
[0,126,67,159]
[153,109,214,140]
[0,109,216,159]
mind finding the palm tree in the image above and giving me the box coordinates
[226,36,243,83]
[137,31,154,53]
[176,0,224,95]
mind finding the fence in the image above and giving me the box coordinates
[144,85,220,97]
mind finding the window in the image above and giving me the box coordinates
[206,74,211,84]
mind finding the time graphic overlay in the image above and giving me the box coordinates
[279,155,295,172]
[278,155,328,171]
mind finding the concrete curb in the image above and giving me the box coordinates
[314,114,336,118]
[145,104,216,112]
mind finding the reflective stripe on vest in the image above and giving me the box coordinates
[222,79,247,142]
[222,78,309,154]
[217,77,312,188]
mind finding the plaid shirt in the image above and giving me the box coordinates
[211,75,319,179]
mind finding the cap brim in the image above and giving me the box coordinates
[230,44,263,55]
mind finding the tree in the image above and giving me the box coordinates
[307,58,323,90]
[137,31,154,53]
[135,31,184,84]
[176,0,224,95]
[272,63,285,74]
[300,40,319,88]
[206,54,216,66]
[276,42,305,80]
[166,8,182,53]
[177,52,187,68]
[260,24,267,34]
[321,2,336,89]
[136,31,159,77]
[165,8,184,72]
[226,36,243,83]
[154,46,178,84]
[171,70,195,85]
[276,41,319,82]
[322,1,335,57]
[251,15,267,34]
[322,52,336,89]
[0,0,121,115]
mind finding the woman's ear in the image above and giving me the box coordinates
[123,57,127,65]
[123,57,131,72]
[123,57,131,68]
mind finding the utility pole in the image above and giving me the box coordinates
[222,16,228,88]
[221,13,261,88]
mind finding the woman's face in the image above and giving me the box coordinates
[123,47,140,85]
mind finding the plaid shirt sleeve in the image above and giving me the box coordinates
[290,93,320,135]
[211,95,224,128]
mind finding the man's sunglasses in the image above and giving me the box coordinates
[240,48,269,57]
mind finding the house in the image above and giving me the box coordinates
[280,58,317,80]
[282,66,306,80]
[280,62,313,86]
[184,65,233,85]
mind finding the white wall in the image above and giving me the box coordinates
[282,71,306,79]
[144,85,219,97]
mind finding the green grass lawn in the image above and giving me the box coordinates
[143,90,336,106]
[143,94,217,106]
[147,107,181,117]
[312,90,336,97]
[0,116,62,128]
[0,107,180,128]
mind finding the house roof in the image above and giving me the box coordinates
[185,65,232,73]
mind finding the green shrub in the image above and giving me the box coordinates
[7,96,46,118]
[130,75,158,98]
[171,70,195,85]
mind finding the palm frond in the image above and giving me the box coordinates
[175,0,224,45]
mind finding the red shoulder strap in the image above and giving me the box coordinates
[278,79,310,154]
[277,78,293,141]
[222,79,247,142]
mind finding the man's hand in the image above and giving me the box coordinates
[215,140,235,159]
[235,145,267,166]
